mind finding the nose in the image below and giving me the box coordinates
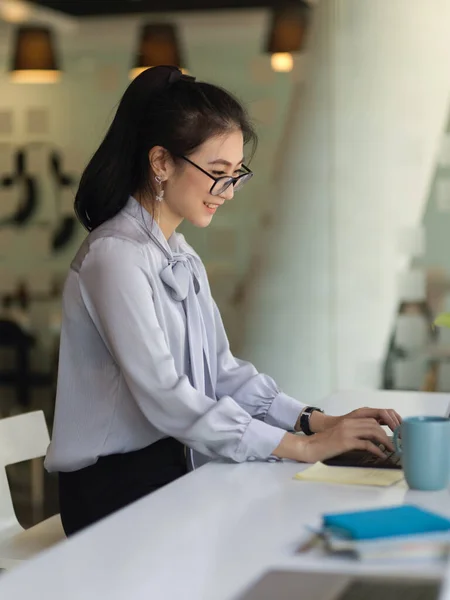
[220,183,235,202]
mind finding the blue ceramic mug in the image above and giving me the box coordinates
[394,416,450,491]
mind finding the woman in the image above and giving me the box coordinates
[45,66,401,536]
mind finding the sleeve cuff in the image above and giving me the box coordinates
[265,392,307,431]
[235,418,286,462]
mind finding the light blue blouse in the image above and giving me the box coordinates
[45,197,305,472]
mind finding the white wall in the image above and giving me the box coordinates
[243,0,450,403]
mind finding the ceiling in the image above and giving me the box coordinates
[29,0,288,17]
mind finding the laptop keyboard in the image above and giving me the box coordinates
[358,450,402,469]
[322,435,403,470]
[323,449,402,469]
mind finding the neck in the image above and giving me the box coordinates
[157,205,183,240]
[135,193,183,240]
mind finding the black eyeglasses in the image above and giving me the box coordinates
[180,156,253,196]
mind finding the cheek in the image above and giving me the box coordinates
[170,171,209,205]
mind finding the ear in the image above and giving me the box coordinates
[148,146,175,182]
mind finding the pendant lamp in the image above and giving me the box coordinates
[10,26,61,83]
[266,2,311,73]
[130,23,185,80]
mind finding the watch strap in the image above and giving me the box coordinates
[299,406,324,436]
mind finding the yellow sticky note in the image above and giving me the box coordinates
[294,462,404,487]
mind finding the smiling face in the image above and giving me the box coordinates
[148,129,246,239]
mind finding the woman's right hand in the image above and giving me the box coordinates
[273,418,394,463]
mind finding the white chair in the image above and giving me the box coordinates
[0,410,65,570]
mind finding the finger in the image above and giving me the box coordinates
[347,417,382,430]
[350,407,378,420]
[373,408,402,431]
[344,416,378,426]
[377,409,398,431]
[353,439,386,459]
[393,410,403,424]
[357,423,395,451]
[389,410,402,430]
[351,407,402,430]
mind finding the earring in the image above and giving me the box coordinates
[155,175,165,203]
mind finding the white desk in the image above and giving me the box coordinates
[1,390,450,600]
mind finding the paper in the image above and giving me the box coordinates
[294,462,404,487]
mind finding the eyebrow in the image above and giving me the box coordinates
[208,158,245,167]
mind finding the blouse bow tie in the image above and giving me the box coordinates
[159,254,200,302]
[159,252,211,396]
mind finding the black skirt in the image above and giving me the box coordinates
[58,437,187,536]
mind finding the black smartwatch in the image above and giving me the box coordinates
[299,406,324,436]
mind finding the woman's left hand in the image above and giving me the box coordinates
[310,407,402,434]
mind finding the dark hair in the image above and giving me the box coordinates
[74,65,257,231]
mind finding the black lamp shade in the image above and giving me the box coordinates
[134,23,182,70]
[266,2,311,54]
[10,26,60,82]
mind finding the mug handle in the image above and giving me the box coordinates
[393,425,402,456]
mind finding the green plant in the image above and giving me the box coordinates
[434,313,450,328]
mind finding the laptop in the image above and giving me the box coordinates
[236,569,442,600]
[323,404,450,470]
[323,439,402,469]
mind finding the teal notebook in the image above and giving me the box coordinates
[323,505,450,541]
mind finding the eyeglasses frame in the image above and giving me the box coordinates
[179,155,253,196]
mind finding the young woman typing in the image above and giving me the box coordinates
[45,66,401,536]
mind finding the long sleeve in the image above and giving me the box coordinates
[78,238,287,463]
[213,301,306,431]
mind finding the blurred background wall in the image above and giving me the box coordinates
[0,4,299,376]
[2,0,450,523]
[243,0,450,403]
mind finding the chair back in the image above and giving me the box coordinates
[0,411,49,535]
